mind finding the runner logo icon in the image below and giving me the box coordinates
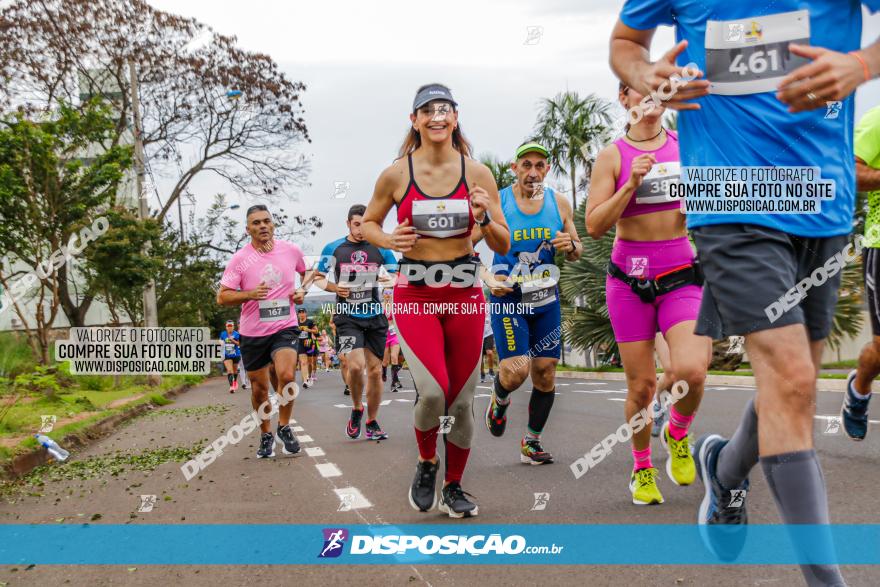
[823,417,841,435]
[39,415,57,433]
[725,23,744,42]
[339,336,356,354]
[727,490,747,508]
[628,257,648,278]
[531,492,550,511]
[138,495,157,513]
[319,528,349,558]
[438,416,455,434]
[825,101,842,120]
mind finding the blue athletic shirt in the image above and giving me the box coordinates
[220,330,240,359]
[316,236,397,319]
[490,185,563,312]
[621,0,880,237]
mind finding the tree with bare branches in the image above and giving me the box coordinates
[0,0,313,327]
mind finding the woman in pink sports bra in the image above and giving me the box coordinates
[586,82,711,506]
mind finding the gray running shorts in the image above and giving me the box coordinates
[692,224,849,341]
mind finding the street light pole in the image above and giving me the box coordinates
[177,195,184,242]
[129,60,161,386]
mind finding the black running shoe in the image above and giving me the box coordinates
[408,460,439,512]
[439,482,479,518]
[485,393,509,437]
[343,385,350,396]
[276,424,301,455]
[695,434,749,561]
[365,419,388,440]
[346,407,364,439]
[256,432,275,458]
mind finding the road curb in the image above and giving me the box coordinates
[0,379,199,481]
[556,370,848,393]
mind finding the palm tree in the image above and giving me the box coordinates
[531,92,612,210]
[829,189,868,353]
[479,153,516,190]
[558,199,618,361]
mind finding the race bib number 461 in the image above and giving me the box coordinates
[705,10,810,96]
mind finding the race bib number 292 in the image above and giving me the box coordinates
[705,10,810,96]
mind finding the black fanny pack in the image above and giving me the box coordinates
[607,259,703,304]
[398,255,481,287]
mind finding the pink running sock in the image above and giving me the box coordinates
[668,405,695,441]
[632,446,652,471]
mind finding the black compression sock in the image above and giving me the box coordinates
[494,376,513,401]
[527,388,556,435]
[227,373,234,385]
[391,364,401,381]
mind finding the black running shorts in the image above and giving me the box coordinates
[864,247,880,336]
[239,327,298,372]
[334,313,388,360]
[482,335,495,352]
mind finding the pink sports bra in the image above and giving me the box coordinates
[614,129,682,219]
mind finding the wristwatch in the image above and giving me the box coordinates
[477,211,491,227]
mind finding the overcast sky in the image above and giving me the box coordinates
[145,0,880,261]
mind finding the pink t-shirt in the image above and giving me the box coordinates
[220,240,307,337]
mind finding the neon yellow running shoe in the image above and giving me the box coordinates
[662,421,696,486]
[629,467,664,505]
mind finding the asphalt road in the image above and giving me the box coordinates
[1,370,878,586]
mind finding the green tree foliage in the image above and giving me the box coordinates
[0,100,131,362]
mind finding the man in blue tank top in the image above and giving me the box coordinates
[612,1,879,583]
[480,142,582,465]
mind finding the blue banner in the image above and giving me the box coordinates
[1,524,879,565]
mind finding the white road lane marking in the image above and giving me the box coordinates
[607,398,626,402]
[816,414,880,424]
[571,389,626,394]
[305,447,325,457]
[334,487,372,510]
[297,435,314,442]
[316,463,342,478]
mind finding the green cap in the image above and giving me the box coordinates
[515,142,549,160]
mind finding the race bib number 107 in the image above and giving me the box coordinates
[705,10,810,96]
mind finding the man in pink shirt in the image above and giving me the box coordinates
[218,204,307,458]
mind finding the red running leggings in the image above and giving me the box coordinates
[393,283,485,484]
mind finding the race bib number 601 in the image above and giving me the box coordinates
[705,10,810,96]
[412,199,469,238]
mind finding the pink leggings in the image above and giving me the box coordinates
[394,283,485,483]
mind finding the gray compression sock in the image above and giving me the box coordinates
[715,398,759,489]
[761,451,846,587]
